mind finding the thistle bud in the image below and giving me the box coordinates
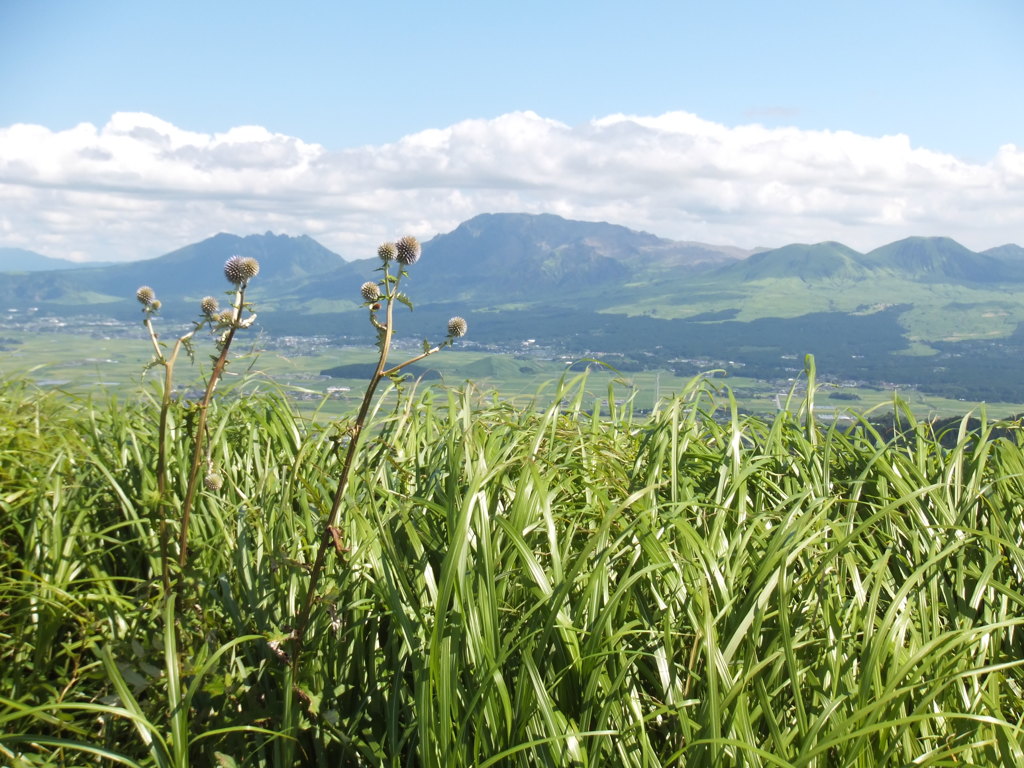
[136,286,156,306]
[447,316,468,338]
[216,309,235,325]
[377,242,397,262]
[203,473,223,491]
[200,296,219,316]
[395,235,421,266]
[224,255,260,286]
[360,281,381,302]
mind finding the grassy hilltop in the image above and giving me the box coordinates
[2,368,1024,766]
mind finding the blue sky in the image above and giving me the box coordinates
[1,0,1022,261]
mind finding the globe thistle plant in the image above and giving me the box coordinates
[136,285,157,307]
[293,232,467,680]
[447,316,468,338]
[224,255,260,286]
[134,251,261,583]
[212,256,260,342]
[395,235,421,266]
[360,281,381,303]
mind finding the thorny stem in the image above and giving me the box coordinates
[382,343,445,378]
[144,316,163,361]
[177,284,247,571]
[289,280,395,679]
[156,339,184,590]
[145,315,200,592]
[290,264,456,684]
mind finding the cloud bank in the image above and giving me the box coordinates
[1,110,1022,262]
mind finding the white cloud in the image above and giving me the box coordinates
[0,110,1022,262]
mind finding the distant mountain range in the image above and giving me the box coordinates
[0,247,115,271]
[0,214,757,312]
[710,237,1024,284]
[5,213,1020,313]
[4,213,1024,401]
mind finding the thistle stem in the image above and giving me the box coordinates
[177,285,246,571]
[381,344,444,378]
[145,314,200,591]
[290,251,459,693]
[144,316,163,361]
[290,275,396,677]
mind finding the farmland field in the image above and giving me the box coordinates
[3,326,1024,421]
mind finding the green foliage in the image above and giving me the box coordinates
[2,370,1023,766]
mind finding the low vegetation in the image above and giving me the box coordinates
[3,367,1023,765]
[2,238,1024,766]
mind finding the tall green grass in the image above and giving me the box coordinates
[2,369,1023,766]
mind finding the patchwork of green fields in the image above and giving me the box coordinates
[603,274,1024,343]
[3,328,1023,419]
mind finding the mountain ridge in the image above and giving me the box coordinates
[863,236,1021,283]
[0,247,114,271]
[4,215,1018,285]
[2,213,1023,346]
[7,213,1024,402]
[711,241,875,283]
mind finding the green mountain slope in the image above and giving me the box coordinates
[408,213,748,301]
[0,232,361,314]
[865,236,1019,282]
[984,244,1024,262]
[711,241,874,282]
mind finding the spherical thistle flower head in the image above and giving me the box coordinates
[136,286,156,306]
[200,296,219,316]
[395,235,421,266]
[378,242,397,263]
[224,255,260,286]
[216,309,235,325]
[447,316,468,338]
[203,472,223,491]
[360,281,381,302]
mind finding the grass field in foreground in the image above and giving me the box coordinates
[2,370,1023,766]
